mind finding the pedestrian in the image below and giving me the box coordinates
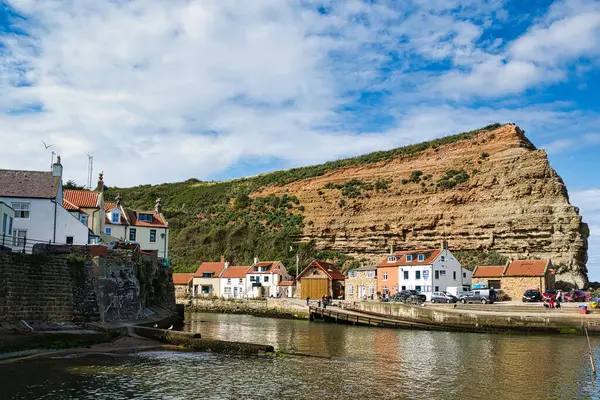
[306,296,310,306]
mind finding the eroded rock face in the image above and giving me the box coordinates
[257,124,589,287]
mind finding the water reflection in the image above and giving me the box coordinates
[1,312,599,399]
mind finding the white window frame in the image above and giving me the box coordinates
[111,212,120,224]
[239,278,244,284]
[383,272,388,281]
[406,255,413,262]
[129,228,136,241]
[369,286,375,296]
[264,276,269,283]
[105,227,112,235]
[150,229,156,243]
[366,271,375,278]
[415,270,421,280]
[11,203,30,219]
[80,214,88,226]
[387,256,397,262]
[224,287,232,294]
[227,278,231,284]
[13,229,27,246]
[418,254,425,262]
[348,285,354,295]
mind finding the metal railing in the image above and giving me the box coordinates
[0,233,73,254]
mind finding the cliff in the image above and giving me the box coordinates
[105,123,589,287]
[255,123,588,287]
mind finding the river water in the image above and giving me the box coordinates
[1,312,600,399]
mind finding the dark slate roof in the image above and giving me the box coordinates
[0,169,60,199]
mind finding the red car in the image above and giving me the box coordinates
[542,289,557,301]
[564,290,587,302]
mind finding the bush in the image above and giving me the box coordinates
[374,178,392,191]
[409,170,423,183]
[401,179,408,185]
[437,170,470,189]
[481,152,489,159]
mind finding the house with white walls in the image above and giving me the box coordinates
[219,266,249,298]
[377,241,472,300]
[245,260,292,298]
[0,201,15,249]
[0,158,90,250]
[192,257,228,297]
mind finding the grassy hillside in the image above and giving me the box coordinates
[105,123,502,273]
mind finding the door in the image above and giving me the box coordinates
[301,279,328,300]
[234,287,238,297]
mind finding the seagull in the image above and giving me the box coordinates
[153,324,158,328]
[42,140,54,149]
[167,325,173,330]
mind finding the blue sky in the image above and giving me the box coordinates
[1,0,599,279]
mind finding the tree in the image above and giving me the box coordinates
[64,180,86,190]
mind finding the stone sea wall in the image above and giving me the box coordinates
[0,244,175,325]
[188,298,309,319]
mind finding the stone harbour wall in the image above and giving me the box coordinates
[189,298,309,319]
[0,244,175,324]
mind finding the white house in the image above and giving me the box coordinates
[377,241,472,300]
[245,260,292,298]
[219,266,249,298]
[192,258,227,297]
[0,201,15,249]
[0,158,89,251]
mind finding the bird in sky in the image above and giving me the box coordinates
[42,140,53,149]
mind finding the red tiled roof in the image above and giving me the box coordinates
[172,273,194,285]
[297,260,346,281]
[278,280,294,286]
[125,209,168,228]
[0,170,60,199]
[63,198,82,212]
[246,261,282,274]
[64,189,100,208]
[194,262,226,277]
[377,250,441,267]
[504,259,551,277]
[221,266,250,279]
[473,265,506,278]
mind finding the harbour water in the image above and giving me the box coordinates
[1,312,599,399]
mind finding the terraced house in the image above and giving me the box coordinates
[64,176,169,258]
[345,265,377,300]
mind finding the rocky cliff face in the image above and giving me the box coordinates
[257,124,589,287]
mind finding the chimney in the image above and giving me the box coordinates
[97,172,104,193]
[441,239,449,251]
[116,193,122,207]
[389,244,394,255]
[225,261,230,269]
[254,256,258,265]
[220,255,225,263]
[52,155,63,178]
[155,197,162,214]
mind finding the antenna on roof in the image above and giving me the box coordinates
[87,153,94,190]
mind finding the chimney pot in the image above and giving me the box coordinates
[155,197,162,214]
[52,155,63,178]
[220,255,225,263]
[97,172,104,193]
[254,256,258,265]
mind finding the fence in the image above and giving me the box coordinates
[0,233,76,255]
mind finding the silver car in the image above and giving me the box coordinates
[431,291,458,303]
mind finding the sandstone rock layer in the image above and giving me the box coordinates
[257,124,589,287]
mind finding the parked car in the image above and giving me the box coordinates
[398,290,427,304]
[542,289,557,301]
[458,289,496,304]
[522,289,543,302]
[431,291,457,303]
[564,290,587,302]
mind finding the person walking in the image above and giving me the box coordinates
[306,296,310,306]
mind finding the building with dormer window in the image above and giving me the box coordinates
[377,241,472,300]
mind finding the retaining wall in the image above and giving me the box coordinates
[189,298,309,319]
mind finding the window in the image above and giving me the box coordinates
[239,278,244,284]
[383,272,388,281]
[403,271,409,280]
[224,287,231,294]
[2,213,7,234]
[111,212,120,224]
[418,254,425,262]
[415,286,421,292]
[202,272,213,278]
[150,229,156,243]
[250,276,256,282]
[13,229,27,246]
[415,271,421,280]
[366,271,375,278]
[12,203,30,219]
[105,227,112,235]
[453,271,457,280]
[349,271,357,278]
[435,286,439,291]
[66,236,74,245]
[227,278,231,284]
[440,270,446,276]
[138,213,153,222]
[8,217,12,236]
[348,285,354,295]
[434,270,439,279]
[401,285,406,290]
[387,256,397,262]
[264,276,269,282]
[440,256,445,262]
[406,255,413,262]
[129,228,136,241]
[463,272,467,278]
[369,286,375,296]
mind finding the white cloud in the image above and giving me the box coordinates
[570,189,600,282]
[542,133,600,154]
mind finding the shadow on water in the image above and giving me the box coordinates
[1,311,600,399]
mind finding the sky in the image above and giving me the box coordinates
[1,0,599,279]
